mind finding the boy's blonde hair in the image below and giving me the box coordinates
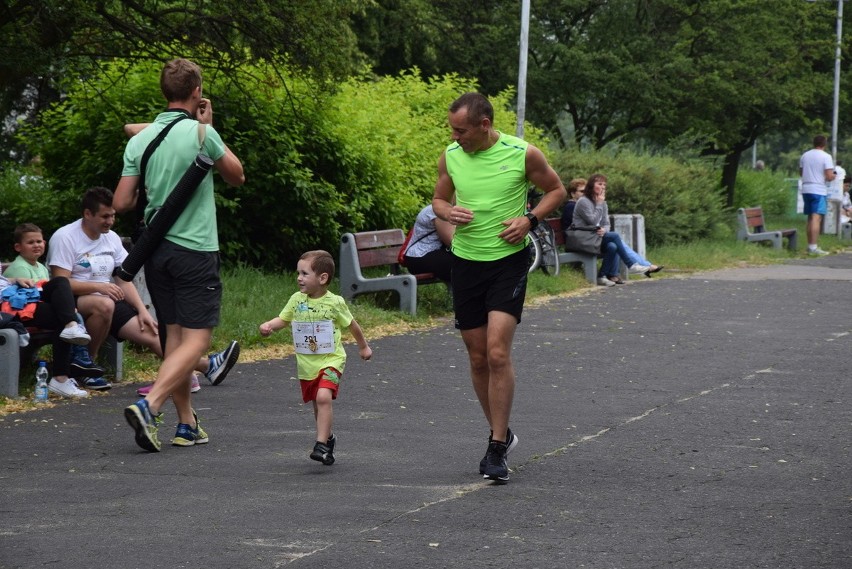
[300,250,335,281]
[13,223,42,244]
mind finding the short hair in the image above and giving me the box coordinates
[583,174,607,201]
[300,250,335,281]
[160,58,202,102]
[449,92,494,125]
[567,178,587,194]
[13,223,42,243]
[814,134,828,148]
[81,186,114,215]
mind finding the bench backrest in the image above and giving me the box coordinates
[351,229,405,269]
[546,218,566,246]
[740,207,767,233]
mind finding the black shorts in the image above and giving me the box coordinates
[144,240,222,329]
[109,299,139,340]
[451,248,529,330]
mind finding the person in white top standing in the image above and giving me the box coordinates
[799,134,836,255]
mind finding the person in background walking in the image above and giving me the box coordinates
[114,58,245,452]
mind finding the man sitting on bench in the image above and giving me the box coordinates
[47,187,239,391]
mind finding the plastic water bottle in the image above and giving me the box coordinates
[34,361,49,402]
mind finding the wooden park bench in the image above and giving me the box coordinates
[1,261,125,398]
[736,207,798,250]
[339,229,450,315]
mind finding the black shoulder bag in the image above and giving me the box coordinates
[131,110,192,243]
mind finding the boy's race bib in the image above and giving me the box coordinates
[292,320,335,354]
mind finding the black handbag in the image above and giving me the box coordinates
[564,225,602,255]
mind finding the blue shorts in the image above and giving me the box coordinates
[802,193,827,215]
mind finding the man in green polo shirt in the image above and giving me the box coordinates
[114,58,245,452]
[433,92,566,483]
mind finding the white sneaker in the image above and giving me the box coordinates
[191,374,201,393]
[628,263,652,274]
[597,276,616,287]
[59,323,91,345]
[48,377,89,398]
[809,248,829,256]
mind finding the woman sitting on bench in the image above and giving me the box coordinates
[572,174,663,287]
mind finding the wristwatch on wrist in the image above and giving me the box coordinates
[525,212,539,230]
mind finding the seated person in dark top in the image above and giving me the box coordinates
[401,204,454,282]
[560,178,587,231]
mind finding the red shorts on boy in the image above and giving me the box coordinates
[300,367,341,403]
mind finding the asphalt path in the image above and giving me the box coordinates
[1,253,850,569]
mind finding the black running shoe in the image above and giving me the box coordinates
[483,441,510,483]
[310,441,335,465]
[479,428,518,474]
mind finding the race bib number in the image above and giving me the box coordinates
[292,320,335,354]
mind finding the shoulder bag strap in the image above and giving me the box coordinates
[135,111,192,225]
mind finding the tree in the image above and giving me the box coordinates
[0,0,369,159]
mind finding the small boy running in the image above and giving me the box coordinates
[259,250,371,465]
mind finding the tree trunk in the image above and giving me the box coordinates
[721,149,742,207]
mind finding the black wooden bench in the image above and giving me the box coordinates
[339,229,449,315]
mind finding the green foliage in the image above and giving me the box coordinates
[16,59,553,270]
[0,166,77,260]
[732,169,796,215]
[551,148,729,246]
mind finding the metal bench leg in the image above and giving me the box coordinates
[398,281,417,315]
[583,258,598,283]
[0,329,20,397]
[100,336,123,382]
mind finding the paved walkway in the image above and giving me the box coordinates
[2,253,850,569]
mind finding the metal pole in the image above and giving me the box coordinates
[831,0,843,161]
[516,0,530,138]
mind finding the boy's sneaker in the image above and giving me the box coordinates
[172,410,209,446]
[82,376,112,391]
[809,247,829,256]
[479,428,518,474]
[482,440,511,484]
[59,323,91,345]
[310,440,335,465]
[124,399,162,452]
[204,340,240,385]
[48,377,89,399]
[70,345,106,378]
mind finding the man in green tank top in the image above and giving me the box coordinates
[432,92,566,483]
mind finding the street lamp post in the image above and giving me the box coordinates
[831,0,844,161]
[516,0,530,138]
[809,0,844,161]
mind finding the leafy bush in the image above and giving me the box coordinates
[0,165,78,260]
[17,60,553,270]
[732,168,795,216]
[551,148,729,245]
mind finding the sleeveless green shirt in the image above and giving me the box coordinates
[445,132,528,261]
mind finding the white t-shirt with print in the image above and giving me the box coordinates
[47,220,127,284]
